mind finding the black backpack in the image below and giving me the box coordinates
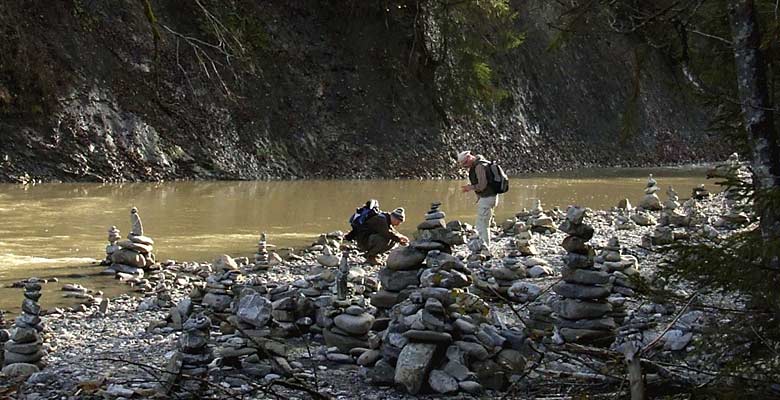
[345,199,382,240]
[488,161,510,194]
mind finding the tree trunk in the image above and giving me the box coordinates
[729,0,780,266]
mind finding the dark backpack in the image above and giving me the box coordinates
[488,161,510,194]
[345,199,382,240]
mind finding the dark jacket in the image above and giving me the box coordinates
[468,155,497,198]
[354,212,404,245]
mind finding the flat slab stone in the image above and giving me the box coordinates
[402,330,452,343]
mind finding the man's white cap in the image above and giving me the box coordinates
[456,150,471,165]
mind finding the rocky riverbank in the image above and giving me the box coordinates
[0,184,759,399]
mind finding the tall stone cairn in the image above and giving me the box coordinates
[109,207,156,277]
[0,310,8,366]
[552,206,615,346]
[639,174,662,211]
[172,313,213,396]
[3,279,45,375]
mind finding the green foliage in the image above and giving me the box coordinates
[416,0,523,113]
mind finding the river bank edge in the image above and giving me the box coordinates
[0,191,758,399]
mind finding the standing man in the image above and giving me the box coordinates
[458,150,499,247]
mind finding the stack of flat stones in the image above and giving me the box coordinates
[659,186,689,228]
[371,245,426,313]
[0,311,7,366]
[528,200,556,234]
[322,300,379,360]
[639,174,662,211]
[104,226,121,265]
[552,206,615,346]
[514,222,537,255]
[173,313,213,394]
[200,255,242,313]
[474,242,526,299]
[108,207,156,278]
[3,280,45,376]
[614,199,638,230]
[594,237,635,324]
[411,202,465,253]
[370,282,528,395]
[253,233,282,271]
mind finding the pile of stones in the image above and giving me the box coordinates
[412,202,465,253]
[659,186,689,227]
[369,280,528,394]
[253,233,282,271]
[2,279,45,377]
[614,199,638,230]
[639,174,662,211]
[472,242,526,299]
[103,226,121,265]
[712,154,751,228]
[169,313,213,396]
[371,246,426,312]
[107,207,157,277]
[197,255,242,313]
[552,207,615,346]
[513,222,538,255]
[322,299,378,356]
[527,200,556,234]
[0,311,7,366]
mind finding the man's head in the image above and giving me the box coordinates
[457,150,476,168]
[390,207,406,226]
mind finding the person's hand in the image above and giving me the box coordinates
[399,235,409,245]
[461,184,472,193]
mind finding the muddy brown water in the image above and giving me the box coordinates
[0,167,719,314]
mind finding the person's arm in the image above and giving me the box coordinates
[368,215,404,242]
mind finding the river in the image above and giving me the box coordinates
[0,166,718,314]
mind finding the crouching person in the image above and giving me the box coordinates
[349,207,409,265]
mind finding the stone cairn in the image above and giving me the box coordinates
[615,198,638,230]
[0,311,7,366]
[170,313,213,395]
[103,226,121,265]
[552,206,615,346]
[528,200,556,234]
[198,255,241,314]
[254,233,282,271]
[413,202,465,253]
[595,236,638,324]
[3,279,45,376]
[371,203,460,313]
[473,242,526,300]
[108,207,157,278]
[712,153,751,227]
[369,258,526,395]
[639,174,662,211]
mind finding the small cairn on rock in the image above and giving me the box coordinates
[514,222,537,255]
[659,186,689,227]
[552,206,615,346]
[711,153,751,228]
[473,242,526,299]
[528,200,556,234]
[103,226,121,265]
[108,207,157,277]
[412,202,465,253]
[254,233,282,271]
[321,253,380,358]
[596,236,639,277]
[614,199,638,230]
[169,313,213,395]
[200,255,241,313]
[639,174,662,211]
[3,279,45,377]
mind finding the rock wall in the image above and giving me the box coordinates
[0,0,726,183]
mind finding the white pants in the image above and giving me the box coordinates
[475,196,498,246]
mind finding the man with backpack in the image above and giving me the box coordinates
[457,150,509,247]
[345,203,409,265]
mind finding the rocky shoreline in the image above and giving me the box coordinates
[0,176,759,399]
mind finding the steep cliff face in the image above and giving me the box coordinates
[0,0,725,183]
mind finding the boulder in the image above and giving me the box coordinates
[386,247,426,270]
[334,313,375,336]
[2,363,39,380]
[428,369,458,394]
[394,343,437,394]
[378,268,420,291]
[236,293,273,328]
